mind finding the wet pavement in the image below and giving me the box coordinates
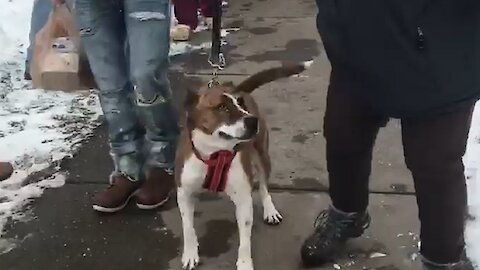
[0,0,422,269]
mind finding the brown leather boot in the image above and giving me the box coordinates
[136,168,174,210]
[0,162,13,181]
[92,174,142,213]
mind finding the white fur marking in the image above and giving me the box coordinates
[225,156,254,270]
[256,159,283,225]
[259,184,283,224]
[224,93,251,115]
[191,129,237,158]
[178,156,205,270]
[216,93,251,139]
[217,120,246,139]
[303,60,314,68]
[178,187,199,270]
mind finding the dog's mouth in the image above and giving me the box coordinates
[218,131,255,141]
[219,131,234,140]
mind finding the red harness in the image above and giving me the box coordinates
[191,141,237,193]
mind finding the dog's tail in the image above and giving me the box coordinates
[235,60,313,93]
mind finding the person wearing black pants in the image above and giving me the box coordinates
[301,0,480,269]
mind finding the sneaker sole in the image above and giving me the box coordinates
[92,191,138,213]
[136,195,170,210]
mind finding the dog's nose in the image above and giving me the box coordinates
[244,117,258,132]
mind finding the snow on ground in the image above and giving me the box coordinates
[0,0,103,254]
[465,103,480,268]
[0,0,227,254]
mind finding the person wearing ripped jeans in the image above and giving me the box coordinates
[53,0,179,212]
[25,0,52,80]
[301,1,479,270]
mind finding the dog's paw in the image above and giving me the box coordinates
[263,205,283,225]
[182,249,200,270]
[237,258,254,270]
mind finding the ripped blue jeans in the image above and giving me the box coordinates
[75,0,179,181]
[26,0,52,67]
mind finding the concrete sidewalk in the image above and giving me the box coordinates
[0,0,422,269]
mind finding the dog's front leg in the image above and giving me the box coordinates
[178,187,199,270]
[227,184,254,270]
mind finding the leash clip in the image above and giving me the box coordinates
[208,68,221,88]
[207,0,226,89]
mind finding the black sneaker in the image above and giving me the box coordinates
[24,71,32,81]
[24,62,31,81]
[301,206,371,267]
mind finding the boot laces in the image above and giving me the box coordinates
[313,210,357,247]
[107,173,135,189]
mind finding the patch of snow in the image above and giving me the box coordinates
[465,102,480,269]
[409,252,419,262]
[222,28,240,37]
[0,0,101,248]
[369,252,387,259]
[170,42,211,57]
[169,12,238,57]
[0,173,65,255]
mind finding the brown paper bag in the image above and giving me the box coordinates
[31,5,96,91]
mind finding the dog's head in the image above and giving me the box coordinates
[184,62,312,143]
[185,82,259,142]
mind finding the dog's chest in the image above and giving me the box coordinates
[181,153,252,192]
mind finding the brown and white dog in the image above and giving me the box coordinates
[175,61,312,270]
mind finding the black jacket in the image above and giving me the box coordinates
[316,0,480,118]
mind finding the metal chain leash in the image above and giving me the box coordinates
[207,0,226,88]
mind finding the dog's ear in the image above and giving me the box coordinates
[184,88,199,108]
